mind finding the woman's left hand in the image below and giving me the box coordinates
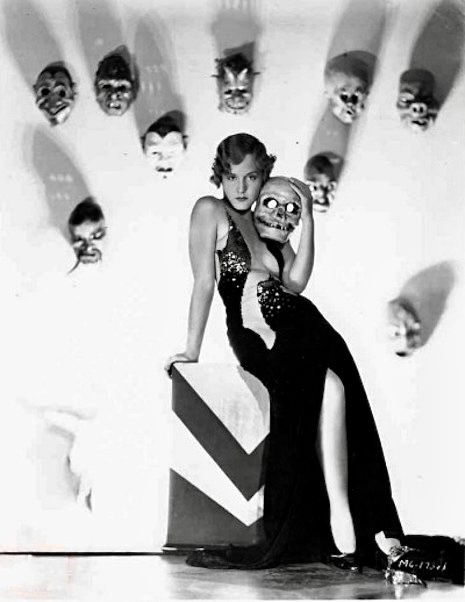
[288,178,313,222]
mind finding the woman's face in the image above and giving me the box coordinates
[221,153,263,211]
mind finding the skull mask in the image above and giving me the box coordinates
[94,49,138,116]
[324,54,370,124]
[397,69,439,132]
[387,298,422,357]
[142,115,187,177]
[33,63,76,126]
[304,155,337,213]
[254,177,302,244]
[68,198,107,272]
[215,53,255,115]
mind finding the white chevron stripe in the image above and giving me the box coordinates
[177,363,269,454]
[171,413,264,527]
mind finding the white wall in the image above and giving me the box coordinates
[0,0,464,550]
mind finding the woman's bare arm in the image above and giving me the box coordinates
[165,197,219,373]
[281,178,314,293]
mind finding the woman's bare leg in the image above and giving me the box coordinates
[317,368,356,554]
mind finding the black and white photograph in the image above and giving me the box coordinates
[0,0,464,599]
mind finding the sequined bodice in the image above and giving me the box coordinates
[217,210,305,335]
[217,210,251,294]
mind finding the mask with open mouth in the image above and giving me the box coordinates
[142,114,187,177]
[254,177,302,244]
[68,198,106,273]
[387,298,422,357]
[304,154,338,212]
[94,49,138,116]
[397,69,439,132]
[33,63,76,126]
[324,54,370,124]
[214,52,256,115]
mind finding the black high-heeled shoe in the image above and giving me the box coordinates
[327,552,363,573]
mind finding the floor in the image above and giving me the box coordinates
[0,554,463,601]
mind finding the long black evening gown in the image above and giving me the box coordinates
[187,208,403,569]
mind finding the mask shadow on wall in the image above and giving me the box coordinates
[210,0,262,114]
[2,0,76,122]
[397,0,465,132]
[26,126,91,239]
[210,0,262,57]
[73,0,125,84]
[388,261,456,357]
[305,0,387,211]
[131,13,185,139]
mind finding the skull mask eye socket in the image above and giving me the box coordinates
[38,86,51,97]
[263,197,278,209]
[285,202,300,215]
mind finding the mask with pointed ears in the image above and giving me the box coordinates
[214,52,257,115]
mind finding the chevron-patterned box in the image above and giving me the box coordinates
[166,363,270,549]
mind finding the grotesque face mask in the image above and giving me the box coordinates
[215,53,255,115]
[254,177,302,244]
[304,156,337,213]
[68,199,106,272]
[143,127,186,177]
[33,63,76,126]
[325,55,370,124]
[94,50,137,116]
[387,299,422,357]
[397,69,439,132]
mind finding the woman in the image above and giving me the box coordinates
[166,133,403,570]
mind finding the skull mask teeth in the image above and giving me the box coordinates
[254,189,302,244]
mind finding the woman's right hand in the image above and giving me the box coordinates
[164,352,198,378]
[288,177,313,223]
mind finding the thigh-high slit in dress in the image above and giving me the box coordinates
[187,208,403,569]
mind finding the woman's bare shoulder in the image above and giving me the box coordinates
[191,196,226,221]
